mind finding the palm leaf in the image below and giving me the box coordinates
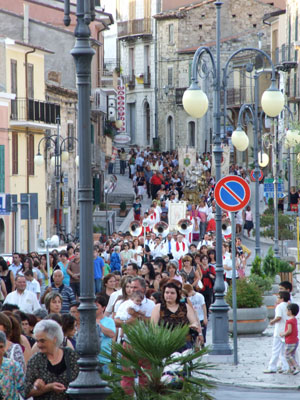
[102,320,215,400]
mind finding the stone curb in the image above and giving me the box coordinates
[208,379,300,391]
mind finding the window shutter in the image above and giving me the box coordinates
[12,132,18,175]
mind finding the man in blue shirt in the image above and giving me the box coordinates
[94,246,104,293]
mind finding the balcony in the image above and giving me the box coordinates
[272,44,298,72]
[123,70,135,90]
[10,98,60,128]
[103,58,120,76]
[117,18,152,39]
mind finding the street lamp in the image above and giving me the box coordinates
[34,116,78,237]
[183,1,284,356]
[63,1,112,399]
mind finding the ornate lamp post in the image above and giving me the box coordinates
[182,1,284,355]
[34,116,79,237]
[63,1,111,398]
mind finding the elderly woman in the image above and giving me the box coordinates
[24,319,79,399]
[0,331,25,399]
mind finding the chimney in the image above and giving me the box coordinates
[23,3,29,43]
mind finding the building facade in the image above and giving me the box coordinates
[116,0,161,148]
[154,0,280,155]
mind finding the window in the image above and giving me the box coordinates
[168,24,174,44]
[167,67,173,87]
[67,123,74,151]
[188,122,195,147]
[27,134,34,176]
[27,63,34,99]
[129,48,135,81]
[11,60,17,119]
[11,60,17,94]
[144,45,150,84]
[0,146,4,192]
[12,132,18,174]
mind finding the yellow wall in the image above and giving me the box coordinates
[6,42,47,252]
[6,44,45,101]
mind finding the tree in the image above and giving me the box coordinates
[102,321,214,400]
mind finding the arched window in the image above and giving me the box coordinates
[188,121,195,147]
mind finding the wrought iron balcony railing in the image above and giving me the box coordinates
[11,98,60,124]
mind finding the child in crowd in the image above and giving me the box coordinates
[264,291,290,374]
[183,283,208,344]
[280,303,300,375]
[279,281,293,302]
[133,196,142,221]
[117,291,144,323]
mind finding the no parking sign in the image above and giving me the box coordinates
[214,175,251,212]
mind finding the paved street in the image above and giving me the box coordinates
[213,385,300,400]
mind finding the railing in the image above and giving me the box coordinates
[103,58,120,76]
[221,87,251,107]
[10,98,60,124]
[117,18,152,38]
[272,44,296,65]
[175,88,187,105]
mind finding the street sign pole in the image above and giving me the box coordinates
[231,212,238,365]
[214,176,251,365]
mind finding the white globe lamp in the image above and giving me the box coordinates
[261,84,284,117]
[61,150,69,162]
[34,154,44,166]
[231,128,249,151]
[258,152,269,168]
[115,120,123,129]
[182,83,209,119]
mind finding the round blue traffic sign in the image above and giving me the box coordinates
[214,175,251,212]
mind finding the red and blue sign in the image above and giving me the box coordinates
[214,176,251,212]
[250,169,263,182]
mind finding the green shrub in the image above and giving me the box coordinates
[226,278,263,308]
[250,255,263,277]
[248,274,273,294]
[262,248,278,277]
[276,259,295,273]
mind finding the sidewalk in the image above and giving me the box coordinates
[205,287,300,390]
[113,173,152,232]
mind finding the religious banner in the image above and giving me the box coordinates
[211,144,230,179]
[178,147,197,172]
[168,201,186,232]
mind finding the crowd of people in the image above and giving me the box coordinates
[0,147,297,397]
